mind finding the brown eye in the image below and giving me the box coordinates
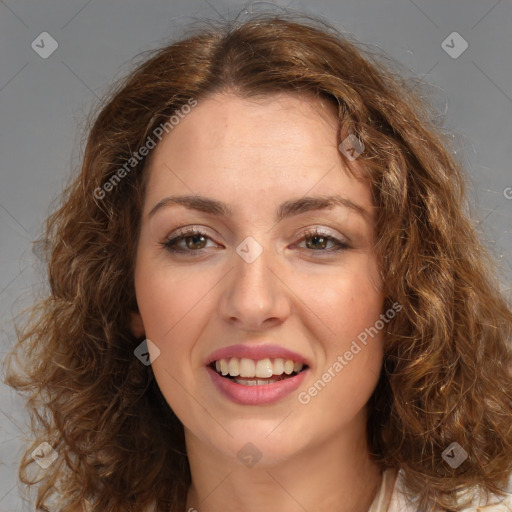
[163,228,215,253]
[298,229,350,254]
[305,234,329,250]
[184,234,207,250]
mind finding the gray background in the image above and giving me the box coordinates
[1,0,511,509]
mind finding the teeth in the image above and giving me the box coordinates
[234,378,281,385]
[220,359,229,376]
[239,358,256,377]
[213,357,304,378]
[273,358,284,374]
[255,358,273,378]
[228,358,240,376]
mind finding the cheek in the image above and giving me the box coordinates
[309,259,383,341]
[133,253,222,394]
[134,260,206,415]
[305,256,384,396]
[134,251,211,341]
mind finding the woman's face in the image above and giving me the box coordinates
[132,92,385,465]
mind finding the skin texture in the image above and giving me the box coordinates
[132,92,386,512]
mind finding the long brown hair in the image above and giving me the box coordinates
[4,13,512,512]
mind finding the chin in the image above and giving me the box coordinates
[200,422,313,468]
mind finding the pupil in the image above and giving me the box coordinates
[307,235,326,250]
[187,235,206,249]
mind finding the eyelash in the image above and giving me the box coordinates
[161,227,350,256]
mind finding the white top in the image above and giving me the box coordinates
[368,468,512,512]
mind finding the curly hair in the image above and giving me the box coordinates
[4,13,512,512]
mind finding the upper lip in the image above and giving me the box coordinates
[205,344,310,367]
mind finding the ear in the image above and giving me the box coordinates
[130,310,146,339]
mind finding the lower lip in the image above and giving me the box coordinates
[206,366,308,405]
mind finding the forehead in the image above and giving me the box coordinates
[155,92,338,155]
[142,92,372,215]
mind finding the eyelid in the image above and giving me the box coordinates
[161,226,220,255]
[299,226,348,242]
[161,225,350,256]
[164,225,347,243]
[294,227,351,252]
[167,225,215,239]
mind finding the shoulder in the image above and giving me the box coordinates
[387,469,512,512]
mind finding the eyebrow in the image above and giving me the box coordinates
[147,194,371,223]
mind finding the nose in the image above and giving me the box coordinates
[218,239,291,331]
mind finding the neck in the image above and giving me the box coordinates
[184,418,382,512]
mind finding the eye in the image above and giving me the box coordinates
[162,228,218,254]
[296,228,350,254]
[160,227,350,256]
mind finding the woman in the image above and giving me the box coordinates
[4,13,512,512]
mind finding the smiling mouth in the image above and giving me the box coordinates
[210,357,308,386]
